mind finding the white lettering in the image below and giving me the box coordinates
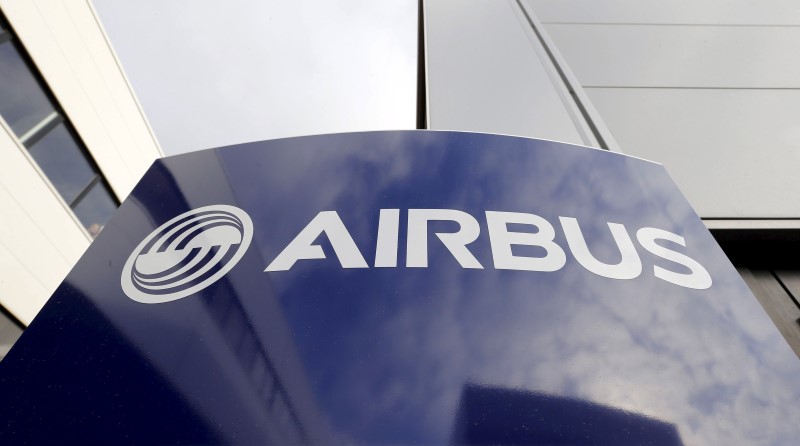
[265,211,368,272]
[264,209,712,291]
[374,209,400,267]
[636,227,712,290]
[407,209,483,269]
[485,211,566,272]
[560,217,642,280]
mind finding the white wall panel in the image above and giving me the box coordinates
[525,0,800,220]
[426,0,594,146]
[527,0,800,25]
[544,24,800,88]
[0,123,90,325]
[586,87,800,218]
[0,0,162,200]
[0,0,161,324]
[0,242,48,325]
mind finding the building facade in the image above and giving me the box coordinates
[0,0,161,352]
[1,0,799,361]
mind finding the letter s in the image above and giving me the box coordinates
[636,227,712,290]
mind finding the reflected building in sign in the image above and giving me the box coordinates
[450,384,683,445]
[0,155,330,443]
[121,160,330,444]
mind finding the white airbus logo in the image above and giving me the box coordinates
[123,207,711,304]
[265,210,712,290]
[121,205,253,304]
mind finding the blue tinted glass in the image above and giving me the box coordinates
[0,42,55,136]
[73,182,116,237]
[28,123,96,204]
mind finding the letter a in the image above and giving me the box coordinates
[265,211,368,271]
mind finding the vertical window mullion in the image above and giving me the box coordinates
[67,174,101,208]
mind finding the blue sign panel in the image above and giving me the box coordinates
[1,131,798,444]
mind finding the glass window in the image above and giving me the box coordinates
[72,182,116,238]
[0,15,119,239]
[0,41,56,136]
[27,124,96,204]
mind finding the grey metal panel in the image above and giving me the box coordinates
[527,0,800,25]
[586,87,800,218]
[739,269,800,358]
[773,271,800,307]
[515,1,623,152]
[425,0,592,146]
[544,24,800,88]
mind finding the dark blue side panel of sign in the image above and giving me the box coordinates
[1,131,798,445]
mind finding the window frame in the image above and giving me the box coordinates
[0,10,120,237]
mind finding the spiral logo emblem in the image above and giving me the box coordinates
[121,205,253,304]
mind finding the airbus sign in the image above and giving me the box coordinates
[3,131,797,445]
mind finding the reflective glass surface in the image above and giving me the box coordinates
[0,41,55,136]
[0,132,798,445]
[73,182,117,237]
[27,123,96,204]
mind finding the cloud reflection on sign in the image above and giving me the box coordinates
[207,131,800,445]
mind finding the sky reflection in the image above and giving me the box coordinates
[213,131,800,444]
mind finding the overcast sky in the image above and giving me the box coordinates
[94,0,417,155]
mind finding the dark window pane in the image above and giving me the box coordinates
[0,42,56,136]
[73,183,116,238]
[28,123,96,204]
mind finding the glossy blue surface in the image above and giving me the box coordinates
[1,131,799,444]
